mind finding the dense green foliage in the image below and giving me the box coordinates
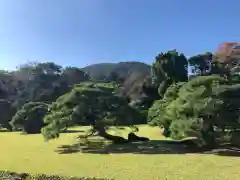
[188,52,212,75]
[42,82,141,140]
[148,75,240,147]
[0,62,89,110]
[0,99,15,130]
[10,102,49,134]
[151,50,188,97]
[148,82,186,136]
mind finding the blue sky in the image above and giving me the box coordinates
[0,0,239,70]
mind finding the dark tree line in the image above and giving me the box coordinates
[0,62,90,130]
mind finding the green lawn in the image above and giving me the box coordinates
[0,125,240,180]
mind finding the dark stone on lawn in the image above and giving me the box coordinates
[128,132,149,142]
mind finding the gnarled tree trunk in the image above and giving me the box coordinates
[91,119,129,144]
[201,120,216,149]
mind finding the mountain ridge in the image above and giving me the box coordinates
[82,61,151,99]
[82,61,150,80]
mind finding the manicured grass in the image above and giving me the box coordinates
[0,125,240,180]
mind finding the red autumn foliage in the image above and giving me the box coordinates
[216,42,239,62]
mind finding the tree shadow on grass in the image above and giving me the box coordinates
[0,129,11,132]
[55,139,240,157]
[60,129,85,134]
[56,139,198,155]
[205,146,240,157]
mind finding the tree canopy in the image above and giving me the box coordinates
[42,82,141,141]
[150,50,188,98]
[10,102,48,134]
[148,74,240,147]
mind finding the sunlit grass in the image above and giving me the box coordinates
[0,125,240,180]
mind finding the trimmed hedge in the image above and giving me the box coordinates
[0,171,113,180]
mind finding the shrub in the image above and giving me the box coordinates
[10,102,49,134]
[0,171,113,180]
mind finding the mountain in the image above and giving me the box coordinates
[82,61,151,99]
[82,63,117,80]
[82,61,150,80]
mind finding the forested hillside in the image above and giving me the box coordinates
[82,61,150,81]
[82,61,151,100]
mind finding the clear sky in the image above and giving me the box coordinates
[0,0,239,70]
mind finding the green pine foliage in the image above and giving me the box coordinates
[42,82,140,140]
[148,75,229,146]
[148,82,186,136]
[10,102,49,134]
